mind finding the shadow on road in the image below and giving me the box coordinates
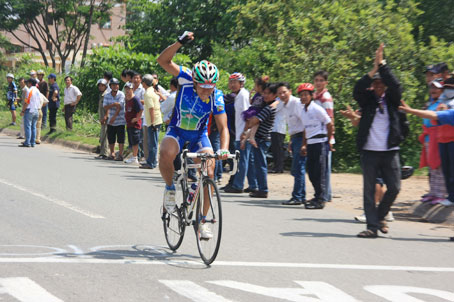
[280,231,451,242]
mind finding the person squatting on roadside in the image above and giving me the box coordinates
[354,43,404,238]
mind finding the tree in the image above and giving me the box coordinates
[413,0,454,43]
[0,0,113,70]
[124,0,246,61]
[211,0,454,170]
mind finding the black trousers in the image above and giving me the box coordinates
[360,150,401,231]
[48,106,58,130]
[64,104,76,130]
[306,142,329,201]
[270,132,285,172]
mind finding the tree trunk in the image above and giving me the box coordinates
[80,0,95,68]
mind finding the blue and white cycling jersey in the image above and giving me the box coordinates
[169,66,225,131]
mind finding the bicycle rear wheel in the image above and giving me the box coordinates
[195,178,222,265]
[162,181,186,251]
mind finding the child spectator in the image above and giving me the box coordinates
[240,75,269,149]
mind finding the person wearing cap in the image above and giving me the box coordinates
[436,62,451,81]
[123,82,144,164]
[37,70,49,129]
[20,78,41,147]
[424,64,441,85]
[95,79,110,159]
[30,70,37,80]
[297,83,333,209]
[6,73,18,126]
[63,76,82,131]
[47,73,59,134]
[140,74,162,169]
[131,72,146,161]
[224,72,258,194]
[103,78,126,161]
[353,43,404,238]
[157,31,229,239]
[417,78,448,204]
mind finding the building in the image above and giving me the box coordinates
[2,2,126,71]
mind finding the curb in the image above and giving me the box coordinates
[411,201,454,224]
[0,127,97,154]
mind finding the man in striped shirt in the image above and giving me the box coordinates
[314,70,335,202]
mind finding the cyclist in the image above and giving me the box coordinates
[157,31,230,239]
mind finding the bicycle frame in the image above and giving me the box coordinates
[175,149,239,226]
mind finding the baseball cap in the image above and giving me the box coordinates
[424,64,439,74]
[124,82,133,89]
[48,73,57,79]
[436,62,449,73]
[6,73,14,79]
[97,79,108,86]
[37,69,45,75]
[30,70,37,76]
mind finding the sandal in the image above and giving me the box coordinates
[106,156,115,160]
[379,220,389,234]
[114,155,124,161]
[357,229,378,238]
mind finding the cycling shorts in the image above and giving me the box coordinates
[165,126,213,153]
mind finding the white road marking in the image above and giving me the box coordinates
[0,257,453,272]
[209,281,357,302]
[0,277,63,302]
[364,285,454,302]
[159,280,234,302]
[0,245,67,256]
[0,177,105,219]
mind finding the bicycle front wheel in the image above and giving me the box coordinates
[162,181,186,251]
[195,178,222,265]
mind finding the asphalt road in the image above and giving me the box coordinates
[1,133,453,302]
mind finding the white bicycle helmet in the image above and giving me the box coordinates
[192,60,219,88]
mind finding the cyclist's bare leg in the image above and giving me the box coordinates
[159,137,180,186]
[194,148,215,218]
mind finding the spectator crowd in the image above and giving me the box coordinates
[4,43,454,239]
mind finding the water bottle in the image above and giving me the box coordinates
[188,183,198,203]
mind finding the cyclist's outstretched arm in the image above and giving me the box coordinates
[157,31,194,77]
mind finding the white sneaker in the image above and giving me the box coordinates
[385,211,395,222]
[199,223,213,239]
[124,156,139,164]
[354,213,367,223]
[163,189,176,213]
[440,199,454,207]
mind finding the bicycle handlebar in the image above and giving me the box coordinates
[182,149,240,176]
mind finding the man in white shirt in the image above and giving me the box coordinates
[132,72,146,159]
[224,72,258,193]
[270,97,286,173]
[160,77,178,124]
[63,76,82,130]
[298,83,333,210]
[278,82,307,205]
[19,78,41,147]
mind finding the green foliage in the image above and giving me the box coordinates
[413,0,454,43]
[210,0,454,170]
[72,45,191,112]
[123,0,245,61]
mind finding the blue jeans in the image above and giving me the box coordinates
[209,131,223,181]
[24,110,39,146]
[439,142,454,202]
[41,103,48,128]
[232,140,258,190]
[147,124,161,168]
[251,139,271,192]
[323,150,332,201]
[290,135,307,201]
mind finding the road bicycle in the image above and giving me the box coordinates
[162,149,239,265]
